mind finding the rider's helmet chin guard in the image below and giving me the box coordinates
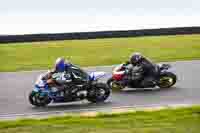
[65,59,72,69]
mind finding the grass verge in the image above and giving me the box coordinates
[0,106,200,133]
[1,34,200,72]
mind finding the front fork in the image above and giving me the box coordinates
[33,86,52,100]
[111,80,125,90]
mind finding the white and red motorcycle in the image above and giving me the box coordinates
[107,63,177,90]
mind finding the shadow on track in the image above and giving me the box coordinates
[119,86,181,94]
[30,101,113,112]
[29,87,182,112]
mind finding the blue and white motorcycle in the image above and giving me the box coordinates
[29,65,111,107]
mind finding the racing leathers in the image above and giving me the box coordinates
[40,65,73,91]
[114,57,158,87]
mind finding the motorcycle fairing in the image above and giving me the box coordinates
[89,72,106,81]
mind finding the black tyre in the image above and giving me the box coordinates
[29,91,37,106]
[87,83,111,103]
[107,78,114,88]
[107,78,123,90]
[29,91,51,107]
[157,72,177,88]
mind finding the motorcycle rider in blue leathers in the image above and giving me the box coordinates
[40,57,72,91]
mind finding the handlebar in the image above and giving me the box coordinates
[159,64,171,70]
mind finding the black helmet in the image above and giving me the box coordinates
[130,52,142,65]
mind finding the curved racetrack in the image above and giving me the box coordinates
[0,60,200,119]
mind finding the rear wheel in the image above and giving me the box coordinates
[157,72,177,88]
[29,91,51,107]
[87,83,111,103]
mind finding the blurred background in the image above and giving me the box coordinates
[0,0,199,35]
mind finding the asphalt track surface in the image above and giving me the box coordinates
[0,60,200,119]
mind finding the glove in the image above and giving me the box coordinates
[124,69,129,75]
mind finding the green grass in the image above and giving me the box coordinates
[0,106,200,133]
[1,34,200,72]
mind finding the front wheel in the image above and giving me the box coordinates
[29,91,51,107]
[87,83,111,103]
[157,72,177,88]
[107,78,124,91]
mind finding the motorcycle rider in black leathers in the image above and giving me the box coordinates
[120,52,158,88]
